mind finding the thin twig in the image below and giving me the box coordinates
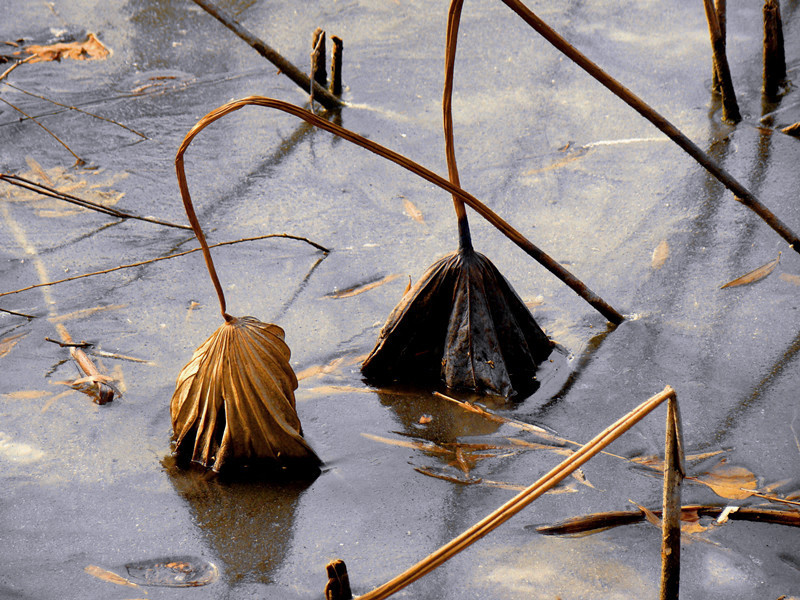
[499,0,800,254]
[0,233,328,299]
[44,337,92,348]
[189,0,344,111]
[175,96,624,323]
[353,386,675,599]
[0,97,85,166]
[2,82,148,139]
[0,306,36,319]
[0,55,34,83]
[0,173,192,230]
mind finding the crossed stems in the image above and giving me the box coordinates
[175,97,624,325]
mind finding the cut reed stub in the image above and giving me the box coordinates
[171,315,321,474]
[362,247,554,398]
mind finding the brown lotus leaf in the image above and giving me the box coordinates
[171,315,320,473]
[18,32,110,63]
[695,461,757,500]
[361,247,553,398]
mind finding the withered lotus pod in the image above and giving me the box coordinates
[171,316,320,472]
[173,109,323,474]
[361,247,553,398]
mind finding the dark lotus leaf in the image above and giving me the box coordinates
[362,248,553,397]
[171,315,321,473]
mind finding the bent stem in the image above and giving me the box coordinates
[175,96,623,324]
[355,385,676,600]
[443,0,472,251]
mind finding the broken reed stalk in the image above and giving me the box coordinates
[311,28,327,88]
[0,233,328,299]
[0,55,34,83]
[443,0,472,251]
[702,0,740,122]
[330,36,344,96]
[352,386,676,600]
[498,0,800,255]
[175,96,623,324]
[711,0,726,93]
[660,394,684,600]
[0,173,192,230]
[0,97,85,166]
[189,0,343,111]
[763,0,787,97]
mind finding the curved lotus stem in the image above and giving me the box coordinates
[175,96,623,324]
[442,0,471,251]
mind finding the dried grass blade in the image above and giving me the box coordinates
[720,252,781,288]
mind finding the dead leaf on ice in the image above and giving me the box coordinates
[326,273,403,299]
[0,332,27,359]
[84,565,138,588]
[402,197,425,223]
[18,33,110,63]
[720,253,781,289]
[651,239,669,269]
[694,460,757,500]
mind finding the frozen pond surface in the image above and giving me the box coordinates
[1,0,800,598]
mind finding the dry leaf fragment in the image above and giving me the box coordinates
[171,316,321,473]
[651,239,669,269]
[0,332,27,358]
[694,461,757,500]
[720,253,781,289]
[781,122,800,138]
[19,33,110,63]
[84,565,138,588]
[779,272,800,286]
[326,274,403,299]
[402,197,425,223]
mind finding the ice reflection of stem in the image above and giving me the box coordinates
[712,329,800,445]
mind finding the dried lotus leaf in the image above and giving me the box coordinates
[362,247,553,398]
[171,315,320,473]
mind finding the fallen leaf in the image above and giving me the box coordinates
[781,122,800,138]
[779,273,800,286]
[361,433,450,455]
[19,33,110,63]
[695,461,757,500]
[402,197,425,223]
[418,415,432,424]
[651,239,669,269]
[299,384,370,395]
[571,468,595,489]
[0,332,26,358]
[326,273,403,299]
[48,304,127,323]
[630,500,662,528]
[720,253,781,289]
[84,565,138,588]
[296,356,348,381]
[414,466,481,485]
